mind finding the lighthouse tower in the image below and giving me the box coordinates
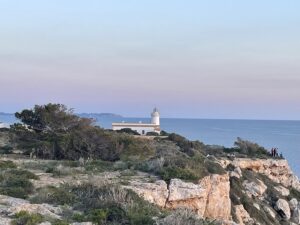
[151,107,160,125]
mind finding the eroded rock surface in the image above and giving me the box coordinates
[125,180,169,207]
[220,159,300,191]
[127,174,231,221]
[0,195,62,219]
[275,199,291,220]
[234,204,254,225]
[243,179,267,197]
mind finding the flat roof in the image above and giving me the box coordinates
[112,123,159,127]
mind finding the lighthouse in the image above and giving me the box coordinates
[151,107,160,125]
[112,107,161,135]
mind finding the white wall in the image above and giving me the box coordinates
[112,125,158,135]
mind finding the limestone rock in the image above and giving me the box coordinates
[243,179,267,197]
[166,174,231,220]
[166,179,207,216]
[128,174,231,221]
[220,159,300,192]
[290,198,299,211]
[275,199,291,220]
[201,174,231,220]
[0,195,61,219]
[275,185,290,197]
[125,180,168,207]
[291,208,300,224]
[230,167,243,179]
[168,179,206,201]
[0,216,12,225]
[234,204,255,225]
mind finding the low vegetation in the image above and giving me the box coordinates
[31,183,164,225]
[0,160,38,199]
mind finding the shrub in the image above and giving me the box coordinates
[65,184,161,224]
[30,186,75,206]
[52,220,69,225]
[0,145,13,154]
[159,167,198,183]
[204,160,226,175]
[146,132,159,136]
[0,169,38,198]
[288,188,300,201]
[7,169,39,180]
[12,211,44,225]
[117,128,140,135]
[0,160,16,169]
[160,130,169,136]
[84,160,114,172]
[234,137,270,158]
[156,209,217,225]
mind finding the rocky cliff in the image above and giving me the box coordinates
[126,158,300,225]
[126,174,231,221]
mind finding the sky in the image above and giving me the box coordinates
[0,0,300,119]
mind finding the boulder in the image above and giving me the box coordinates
[290,198,299,211]
[230,167,242,179]
[243,179,267,197]
[275,199,291,220]
[274,185,290,197]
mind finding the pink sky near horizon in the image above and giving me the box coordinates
[1,1,300,119]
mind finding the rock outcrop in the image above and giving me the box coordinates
[275,199,291,220]
[220,159,300,191]
[0,195,62,220]
[126,174,231,221]
[125,180,169,207]
[234,204,254,225]
[242,179,267,198]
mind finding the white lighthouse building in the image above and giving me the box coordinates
[112,108,161,135]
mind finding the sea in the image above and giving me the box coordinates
[1,113,300,177]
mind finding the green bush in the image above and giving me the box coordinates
[84,160,114,172]
[7,169,39,180]
[204,160,226,175]
[66,184,160,224]
[117,128,140,135]
[52,220,69,225]
[0,169,38,198]
[159,167,198,183]
[12,211,44,225]
[146,132,159,136]
[234,137,270,158]
[0,160,16,169]
[30,186,75,206]
[288,188,300,201]
[0,145,13,154]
